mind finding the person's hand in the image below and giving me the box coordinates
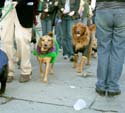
[12,1,18,7]
[63,9,69,14]
[78,6,84,14]
[54,1,58,6]
[61,8,64,12]
[68,11,75,16]
[44,9,48,12]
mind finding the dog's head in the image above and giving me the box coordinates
[72,22,96,49]
[37,32,54,54]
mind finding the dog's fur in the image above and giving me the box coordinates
[0,50,8,94]
[36,32,57,83]
[72,22,96,73]
[92,37,97,58]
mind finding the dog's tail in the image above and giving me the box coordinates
[48,32,53,37]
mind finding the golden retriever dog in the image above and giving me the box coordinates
[36,32,59,83]
[72,22,96,73]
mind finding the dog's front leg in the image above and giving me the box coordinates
[87,39,92,65]
[43,60,51,83]
[73,54,78,68]
[39,62,43,81]
[50,64,54,75]
[77,56,87,73]
[37,57,43,81]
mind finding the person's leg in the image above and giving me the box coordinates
[41,19,47,36]
[106,9,125,95]
[62,19,69,58]
[46,18,53,34]
[0,9,15,82]
[66,19,74,61]
[95,9,113,93]
[82,17,87,25]
[55,22,62,49]
[15,10,32,82]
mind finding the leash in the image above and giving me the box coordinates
[33,24,41,38]
[0,5,13,23]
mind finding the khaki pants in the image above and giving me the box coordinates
[0,8,32,76]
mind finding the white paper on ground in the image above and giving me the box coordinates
[73,99,87,110]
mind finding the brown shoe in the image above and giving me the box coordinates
[19,73,31,83]
[7,76,14,83]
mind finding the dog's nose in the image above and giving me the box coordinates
[44,44,48,47]
[76,30,80,34]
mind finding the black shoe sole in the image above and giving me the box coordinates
[96,89,106,96]
[107,91,121,97]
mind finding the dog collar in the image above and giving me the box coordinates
[36,45,56,55]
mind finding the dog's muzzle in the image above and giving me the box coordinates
[76,30,81,37]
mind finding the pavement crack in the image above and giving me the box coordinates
[88,95,96,109]
[0,95,13,104]
[1,95,72,108]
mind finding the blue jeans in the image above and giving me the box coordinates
[41,18,52,36]
[55,22,63,49]
[61,18,74,57]
[95,8,125,92]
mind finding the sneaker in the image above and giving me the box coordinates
[19,73,31,83]
[63,55,68,60]
[69,55,74,62]
[7,76,14,83]
[107,91,121,97]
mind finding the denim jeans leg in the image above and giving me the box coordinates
[95,9,113,91]
[66,19,74,56]
[41,20,46,36]
[46,19,52,34]
[55,22,63,49]
[62,19,74,56]
[41,18,52,36]
[106,9,125,92]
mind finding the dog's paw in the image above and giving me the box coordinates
[86,61,91,65]
[93,53,97,58]
[50,72,54,75]
[77,68,82,73]
[40,73,43,77]
[43,78,48,83]
[49,70,54,75]
[73,64,77,68]
[40,73,44,81]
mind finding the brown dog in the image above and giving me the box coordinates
[72,22,96,73]
[36,32,59,83]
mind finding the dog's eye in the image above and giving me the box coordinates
[41,39,44,41]
[48,39,52,42]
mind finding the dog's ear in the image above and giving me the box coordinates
[38,37,42,47]
[72,24,77,34]
[48,32,53,37]
[88,24,96,34]
[51,38,54,48]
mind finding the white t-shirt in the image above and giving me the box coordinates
[64,0,70,13]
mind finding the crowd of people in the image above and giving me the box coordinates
[0,0,125,97]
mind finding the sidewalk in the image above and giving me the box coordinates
[0,51,125,113]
